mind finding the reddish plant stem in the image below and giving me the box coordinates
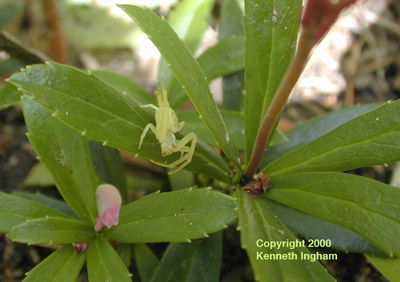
[41,0,67,63]
[244,28,315,178]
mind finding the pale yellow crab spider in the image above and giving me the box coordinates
[137,83,197,174]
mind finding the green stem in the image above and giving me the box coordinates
[232,168,243,184]
[0,31,49,64]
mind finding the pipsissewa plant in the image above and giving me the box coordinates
[1,0,400,281]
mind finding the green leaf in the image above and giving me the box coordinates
[13,192,77,219]
[168,0,214,53]
[169,35,245,108]
[95,0,176,9]
[262,103,381,167]
[151,232,222,282]
[120,5,241,169]
[8,217,95,244]
[134,244,160,282]
[236,188,334,282]
[168,0,246,109]
[23,245,85,282]
[197,35,245,83]
[21,96,97,224]
[89,142,128,203]
[220,0,245,39]
[179,110,245,149]
[159,0,215,95]
[105,188,237,243]
[168,169,194,191]
[126,174,164,192]
[63,5,136,49]
[92,69,153,104]
[180,110,285,151]
[0,191,71,232]
[117,244,132,268]
[0,83,20,110]
[244,0,302,163]
[87,236,132,282]
[268,129,288,146]
[267,172,400,256]
[221,70,245,111]
[366,255,400,281]
[0,57,24,76]
[220,0,245,111]
[23,162,55,187]
[264,100,400,176]
[9,63,231,182]
[267,198,385,255]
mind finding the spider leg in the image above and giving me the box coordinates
[171,133,196,153]
[167,150,191,174]
[177,121,185,132]
[139,104,159,111]
[150,153,189,169]
[168,133,197,174]
[151,143,192,168]
[179,148,188,158]
[173,145,190,158]
[138,123,156,151]
[150,133,197,174]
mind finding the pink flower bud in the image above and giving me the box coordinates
[94,184,122,231]
[302,0,357,42]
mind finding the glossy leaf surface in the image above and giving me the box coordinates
[237,188,334,282]
[159,0,214,95]
[264,100,400,176]
[151,232,222,282]
[244,0,302,163]
[14,192,77,219]
[92,69,152,104]
[105,188,236,243]
[267,198,384,254]
[180,110,286,150]
[179,110,245,149]
[268,172,400,256]
[23,245,85,282]
[9,63,231,182]
[21,96,97,224]
[0,191,71,232]
[120,5,241,168]
[262,103,381,167]
[87,236,132,282]
[9,217,95,244]
[169,35,245,108]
